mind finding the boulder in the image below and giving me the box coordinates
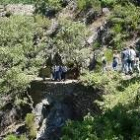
[102,8,110,15]
[33,97,53,129]
[85,8,98,24]
[46,19,59,37]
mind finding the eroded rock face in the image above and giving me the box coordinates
[0,97,32,136]
[33,97,53,129]
[0,103,17,132]
[34,96,73,140]
[46,19,59,37]
[85,8,99,25]
[29,80,103,139]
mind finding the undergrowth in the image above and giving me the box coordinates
[61,71,140,140]
[0,0,34,4]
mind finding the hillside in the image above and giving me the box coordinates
[1,0,140,140]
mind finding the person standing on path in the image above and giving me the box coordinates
[61,65,68,81]
[112,50,120,71]
[51,65,55,80]
[121,47,129,74]
[127,46,136,74]
[54,65,61,81]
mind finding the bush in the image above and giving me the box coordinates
[0,0,34,4]
[77,0,101,12]
[35,0,62,15]
[61,71,140,139]
[6,135,18,140]
[6,135,27,140]
[104,48,113,62]
[104,2,140,49]
[25,113,37,139]
[101,0,116,7]
[54,18,91,70]
[0,15,50,109]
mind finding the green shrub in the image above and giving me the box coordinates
[0,0,34,4]
[101,0,116,7]
[93,41,101,49]
[61,114,99,140]
[104,48,113,62]
[62,71,140,139]
[25,113,37,139]
[6,135,18,140]
[35,0,62,15]
[77,0,101,12]
[54,18,91,70]
[6,135,27,140]
[105,3,140,49]
[0,15,49,97]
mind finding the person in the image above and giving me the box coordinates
[61,65,68,81]
[112,50,119,71]
[54,65,61,81]
[127,46,136,74]
[59,65,63,81]
[121,47,129,74]
[51,65,55,80]
[101,54,107,72]
[134,56,140,75]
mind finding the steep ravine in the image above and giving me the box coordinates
[0,78,103,139]
[29,79,103,140]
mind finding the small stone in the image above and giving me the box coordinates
[102,8,110,15]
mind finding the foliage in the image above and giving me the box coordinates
[101,0,116,7]
[0,15,50,100]
[104,48,113,62]
[62,71,140,139]
[50,17,91,70]
[6,135,27,140]
[77,0,101,11]
[35,0,62,15]
[80,71,111,89]
[103,2,140,49]
[0,0,34,4]
[61,115,99,140]
[6,135,18,140]
[25,113,37,139]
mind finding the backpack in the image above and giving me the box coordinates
[121,52,125,59]
[128,50,135,61]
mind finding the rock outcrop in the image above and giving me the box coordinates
[0,4,34,17]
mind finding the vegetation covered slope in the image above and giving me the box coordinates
[0,15,50,107]
[0,0,34,4]
[61,72,140,140]
[1,0,140,140]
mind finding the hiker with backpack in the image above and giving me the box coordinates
[127,46,136,74]
[121,47,129,74]
[134,57,140,75]
[54,65,61,81]
[61,64,68,81]
[112,50,120,71]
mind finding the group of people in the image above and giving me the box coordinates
[102,46,140,75]
[51,65,68,81]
